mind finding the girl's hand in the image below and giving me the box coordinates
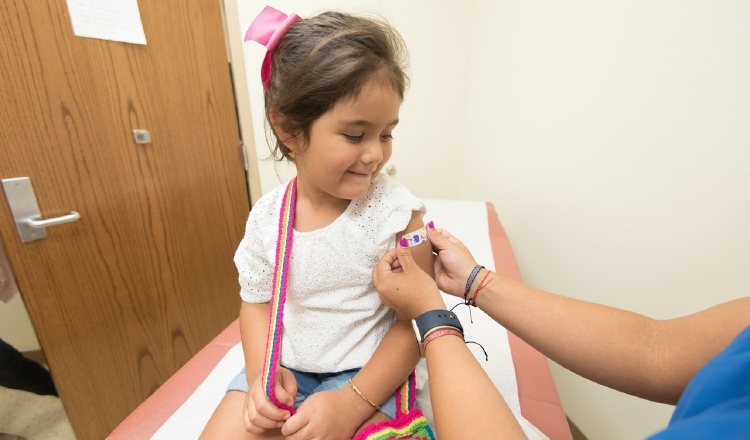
[243,367,297,433]
[281,388,366,440]
[426,226,480,298]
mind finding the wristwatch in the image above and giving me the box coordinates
[411,309,464,357]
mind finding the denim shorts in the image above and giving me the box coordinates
[227,366,397,419]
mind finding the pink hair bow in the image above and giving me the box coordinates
[244,6,301,92]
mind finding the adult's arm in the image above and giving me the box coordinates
[427,226,750,404]
[373,241,526,440]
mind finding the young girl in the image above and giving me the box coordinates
[201,7,433,439]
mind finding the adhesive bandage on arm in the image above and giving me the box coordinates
[401,227,428,247]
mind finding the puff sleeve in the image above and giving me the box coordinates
[374,177,426,248]
[233,188,280,304]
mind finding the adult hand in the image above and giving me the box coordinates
[426,225,480,298]
[373,239,444,320]
[243,367,297,433]
[281,389,361,440]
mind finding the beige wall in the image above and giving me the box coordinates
[0,295,40,352]
[462,2,750,438]
[233,1,750,439]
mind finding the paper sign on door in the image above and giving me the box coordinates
[66,0,147,45]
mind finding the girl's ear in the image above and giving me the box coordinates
[269,109,299,151]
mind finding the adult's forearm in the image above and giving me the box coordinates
[474,272,669,401]
[474,271,750,403]
[426,334,526,439]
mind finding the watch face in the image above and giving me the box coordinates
[412,319,426,357]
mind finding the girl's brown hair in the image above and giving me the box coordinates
[265,11,409,161]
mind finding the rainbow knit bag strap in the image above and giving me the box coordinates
[263,178,434,439]
[353,371,435,440]
[261,177,297,414]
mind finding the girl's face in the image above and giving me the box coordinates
[293,79,400,206]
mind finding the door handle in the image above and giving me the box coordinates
[24,211,81,229]
[1,177,81,243]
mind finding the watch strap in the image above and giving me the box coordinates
[414,309,463,341]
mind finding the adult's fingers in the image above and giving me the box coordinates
[426,224,456,251]
[373,248,398,286]
[379,247,399,272]
[396,236,418,270]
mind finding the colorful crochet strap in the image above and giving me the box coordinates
[396,371,416,415]
[261,178,297,414]
[352,372,435,440]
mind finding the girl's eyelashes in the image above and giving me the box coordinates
[342,133,394,142]
[344,133,364,142]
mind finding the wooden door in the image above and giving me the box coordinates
[0,1,249,439]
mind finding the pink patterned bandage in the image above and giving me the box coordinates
[244,6,301,92]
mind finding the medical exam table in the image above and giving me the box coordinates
[109,200,572,439]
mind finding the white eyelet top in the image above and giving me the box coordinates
[235,174,425,373]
